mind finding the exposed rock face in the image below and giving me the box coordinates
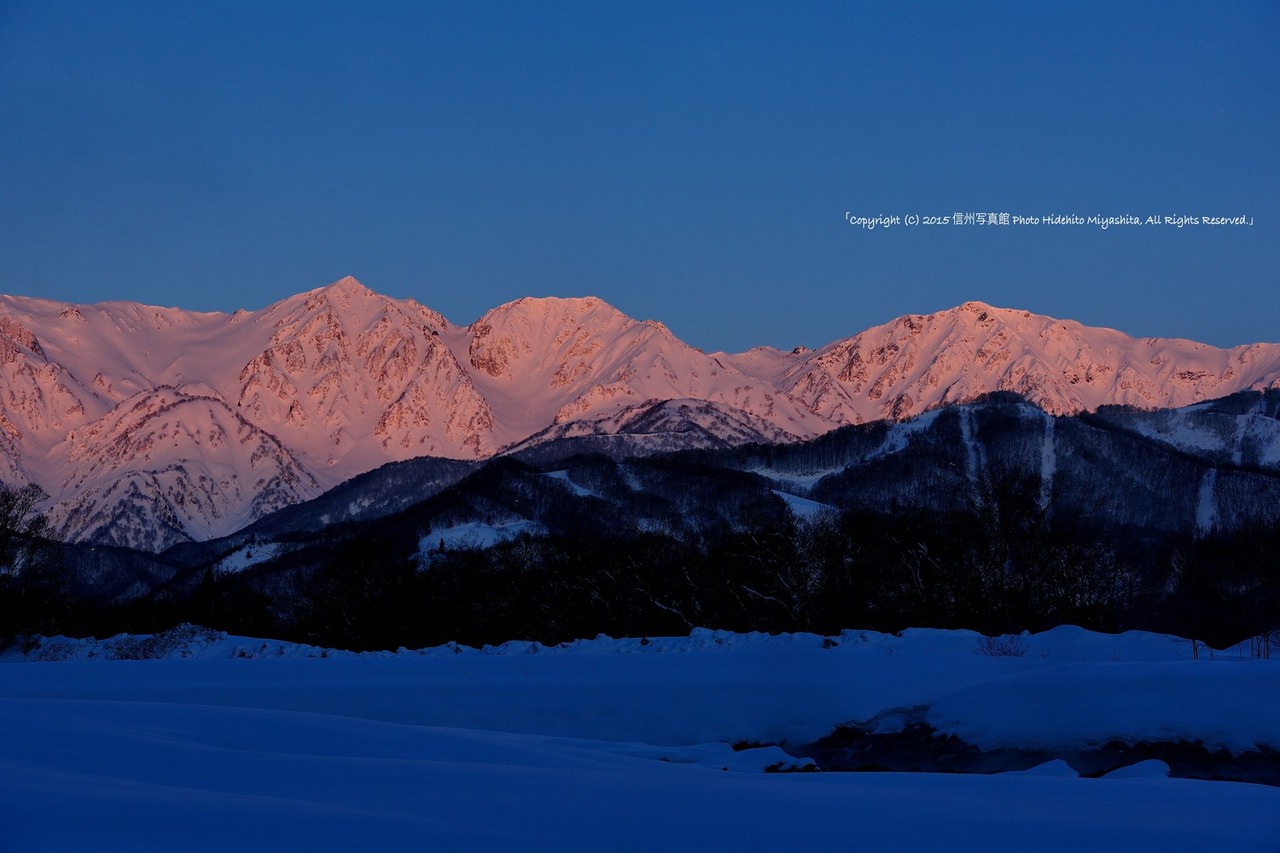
[3,280,1279,550]
[756,301,1280,425]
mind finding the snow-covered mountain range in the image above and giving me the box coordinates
[3,276,1279,549]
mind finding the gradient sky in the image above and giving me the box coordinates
[1,1,1276,353]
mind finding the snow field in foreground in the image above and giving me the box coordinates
[2,698,1278,852]
[1,625,1277,850]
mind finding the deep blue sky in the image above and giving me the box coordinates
[1,2,1276,352]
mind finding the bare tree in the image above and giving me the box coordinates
[0,484,64,650]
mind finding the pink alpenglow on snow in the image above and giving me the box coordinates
[3,278,1280,548]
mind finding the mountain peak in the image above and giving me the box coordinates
[943,301,1039,325]
[7,277,1280,551]
[323,275,374,297]
[467,296,637,380]
[471,295,633,335]
[289,275,388,316]
[287,275,379,304]
[485,295,615,318]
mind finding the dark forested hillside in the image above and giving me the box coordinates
[15,390,1280,651]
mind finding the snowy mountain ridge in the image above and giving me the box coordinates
[3,277,1279,549]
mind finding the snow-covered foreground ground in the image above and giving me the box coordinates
[2,626,1277,851]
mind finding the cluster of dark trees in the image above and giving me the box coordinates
[0,485,72,651]
[277,483,1274,651]
[3,472,1278,653]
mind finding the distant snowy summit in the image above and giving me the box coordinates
[2,276,1279,549]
